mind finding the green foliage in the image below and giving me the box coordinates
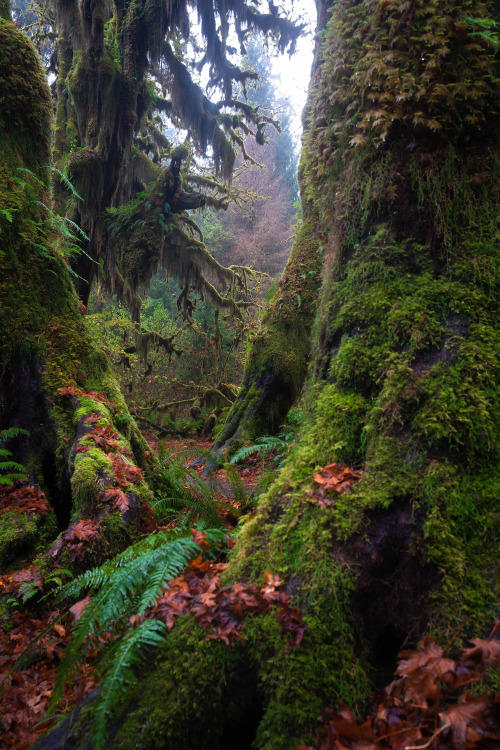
[230,408,302,468]
[4,167,91,277]
[19,568,73,603]
[464,16,499,50]
[106,189,153,238]
[52,527,228,746]
[90,620,168,748]
[0,428,29,485]
[153,458,225,528]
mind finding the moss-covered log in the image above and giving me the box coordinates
[0,18,153,573]
[26,0,500,747]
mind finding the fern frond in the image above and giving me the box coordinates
[0,460,29,472]
[53,532,202,707]
[52,167,84,201]
[0,472,29,485]
[230,436,288,465]
[222,464,249,505]
[0,427,29,445]
[153,460,224,527]
[91,620,168,748]
[155,491,223,527]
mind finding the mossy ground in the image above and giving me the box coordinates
[0,510,57,573]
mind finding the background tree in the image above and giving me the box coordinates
[205,35,300,276]
[49,0,301,324]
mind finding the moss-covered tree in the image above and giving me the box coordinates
[0,6,159,570]
[49,0,302,322]
[3,0,500,747]
[0,0,301,563]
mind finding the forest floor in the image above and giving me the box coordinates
[3,435,499,750]
[0,431,267,750]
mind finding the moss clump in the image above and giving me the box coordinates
[70,449,114,517]
[0,509,56,572]
[111,619,256,750]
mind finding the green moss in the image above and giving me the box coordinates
[0,20,52,174]
[0,511,41,572]
[0,595,14,632]
[70,449,113,517]
[244,610,368,750]
[113,618,254,750]
[0,0,10,20]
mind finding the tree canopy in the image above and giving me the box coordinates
[29,0,304,323]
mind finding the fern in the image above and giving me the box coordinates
[91,620,167,748]
[52,166,84,201]
[51,526,229,743]
[0,428,29,485]
[222,463,250,505]
[229,409,302,468]
[230,435,285,464]
[153,459,224,527]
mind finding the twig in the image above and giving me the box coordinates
[130,413,170,435]
[405,723,447,749]
[442,617,469,655]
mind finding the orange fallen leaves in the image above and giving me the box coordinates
[0,483,51,517]
[311,463,362,507]
[0,610,98,750]
[57,386,112,406]
[299,629,500,750]
[99,487,130,514]
[0,567,43,595]
[148,554,306,647]
[50,520,100,563]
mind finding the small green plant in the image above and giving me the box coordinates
[463,16,499,51]
[153,457,225,527]
[0,428,29,485]
[18,568,74,604]
[13,168,91,277]
[230,407,302,469]
[51,527,228,747]
[229,434,286,465]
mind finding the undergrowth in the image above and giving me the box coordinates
[0,428,29,485]
[50,526,229,747]
[230,407,302,468]
[152,455,226,528]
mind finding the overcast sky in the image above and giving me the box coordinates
[270,0,316,138]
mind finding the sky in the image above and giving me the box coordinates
[269,0,317,138]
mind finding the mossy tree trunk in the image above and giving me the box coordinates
[0,16,154,572]
[30,0,500,747]
[213,215,322,452]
